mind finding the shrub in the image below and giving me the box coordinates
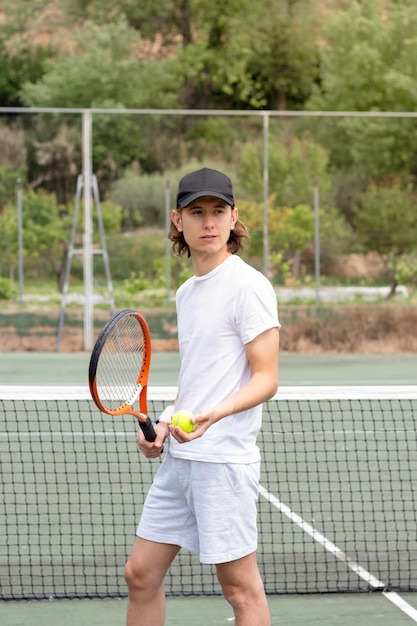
[0,278,17,300]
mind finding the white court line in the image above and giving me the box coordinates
[0,431,131,438]
[259,485,417,622]
[1,384,416,401]
[2,428,417,439]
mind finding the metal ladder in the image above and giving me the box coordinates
[56,174,115,351]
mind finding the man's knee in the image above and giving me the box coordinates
[124,557,151,592]
[222,579,265,611]
[124,558,139,589]
[222,582,248,611]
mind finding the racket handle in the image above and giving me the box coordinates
[140,416,157,442]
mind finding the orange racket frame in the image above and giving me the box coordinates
[88,309,156,442]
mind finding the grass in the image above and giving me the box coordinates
[3,278,176,312]
[3,276,416,312]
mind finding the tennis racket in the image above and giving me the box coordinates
[88,309,157,442]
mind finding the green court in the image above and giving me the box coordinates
[3,593,417,625]
[1,351,416,386]
[1,352,417,625]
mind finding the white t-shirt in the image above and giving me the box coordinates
[169,255,280,463]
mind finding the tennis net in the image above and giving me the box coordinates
[1,385,416,600]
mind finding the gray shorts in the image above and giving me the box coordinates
[136,454,260,564]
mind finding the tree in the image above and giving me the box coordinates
[171,0,320,110]
[237,130,353,280]
[352,182,417,295]
[272,204,315,279]
[239,131,333,207]
[232,0,321,110]
[0,188,122,291]
[110,170,164,229]
[0,124,27,169]
[20,17,179,181]
[63,0,321,110]
[0,0,55,106]
[21,17,178,110]
[0,190,71,288]
[310,0,417,113]
[32,124,80,204]
[307,0,417,183]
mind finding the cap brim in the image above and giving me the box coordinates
[178,191,234,207]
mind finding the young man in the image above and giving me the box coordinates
[124,167,280,626]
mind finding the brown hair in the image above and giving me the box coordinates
[168,208,250,258]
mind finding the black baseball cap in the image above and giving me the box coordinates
[176,167,235,208]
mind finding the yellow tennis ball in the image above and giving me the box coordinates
[171,410,196,433]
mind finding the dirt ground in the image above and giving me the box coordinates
[278,305,417,353]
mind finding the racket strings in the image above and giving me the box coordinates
[96,316,146,410]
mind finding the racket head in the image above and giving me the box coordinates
[88,309,156,441]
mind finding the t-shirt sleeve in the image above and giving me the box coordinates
[235,273,280,345]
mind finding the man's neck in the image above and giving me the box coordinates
[191,250,232,277]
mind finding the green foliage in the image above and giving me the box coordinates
[240,132,333,207]
[170,0,320,109]
[61,0,183,38]
[396,253,417,287]
[20,191,71,258]
[311,0,417,112]
[110,170,165,229]
[19,17,178,179]
[282,203,350,276]
[274,205,315,253]
[0,189,72,288]
[20,17,178,110]
[186,118,239,151]
[2,0,417,296]
[124,259,166,294]
[269,251,291,282]
[307,0,417,181]
[94,200,123,237]
[353,182,417,255]
[230,0,320,109]
[124,271,153,294]
[29,123,80,204]
[240,190,351,281]
[101,228,194,293]
[0,1,52,107]
[353,182,417,292]
[174,260,194,287]
[270,137,332,208]
[0,277,17,300]
[0,164,26,209]
[0,121,27,206]
[61,0,323,111]
[104,230,166,281]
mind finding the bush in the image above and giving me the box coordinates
[0,278,17,300]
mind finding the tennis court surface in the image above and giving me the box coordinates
[1,351,416,386]
[1,378,417,624]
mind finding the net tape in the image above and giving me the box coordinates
[1,385,416,600]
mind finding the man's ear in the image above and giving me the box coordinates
[231,206,238,229]
[171,209,183,231]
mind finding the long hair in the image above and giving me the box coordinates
[168,208,250,258]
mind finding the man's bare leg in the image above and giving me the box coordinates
[124,537,180,626]
[216,552,270,626]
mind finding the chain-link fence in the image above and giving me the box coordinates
[0,108,416,348]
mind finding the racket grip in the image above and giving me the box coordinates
[140,416,157,442]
